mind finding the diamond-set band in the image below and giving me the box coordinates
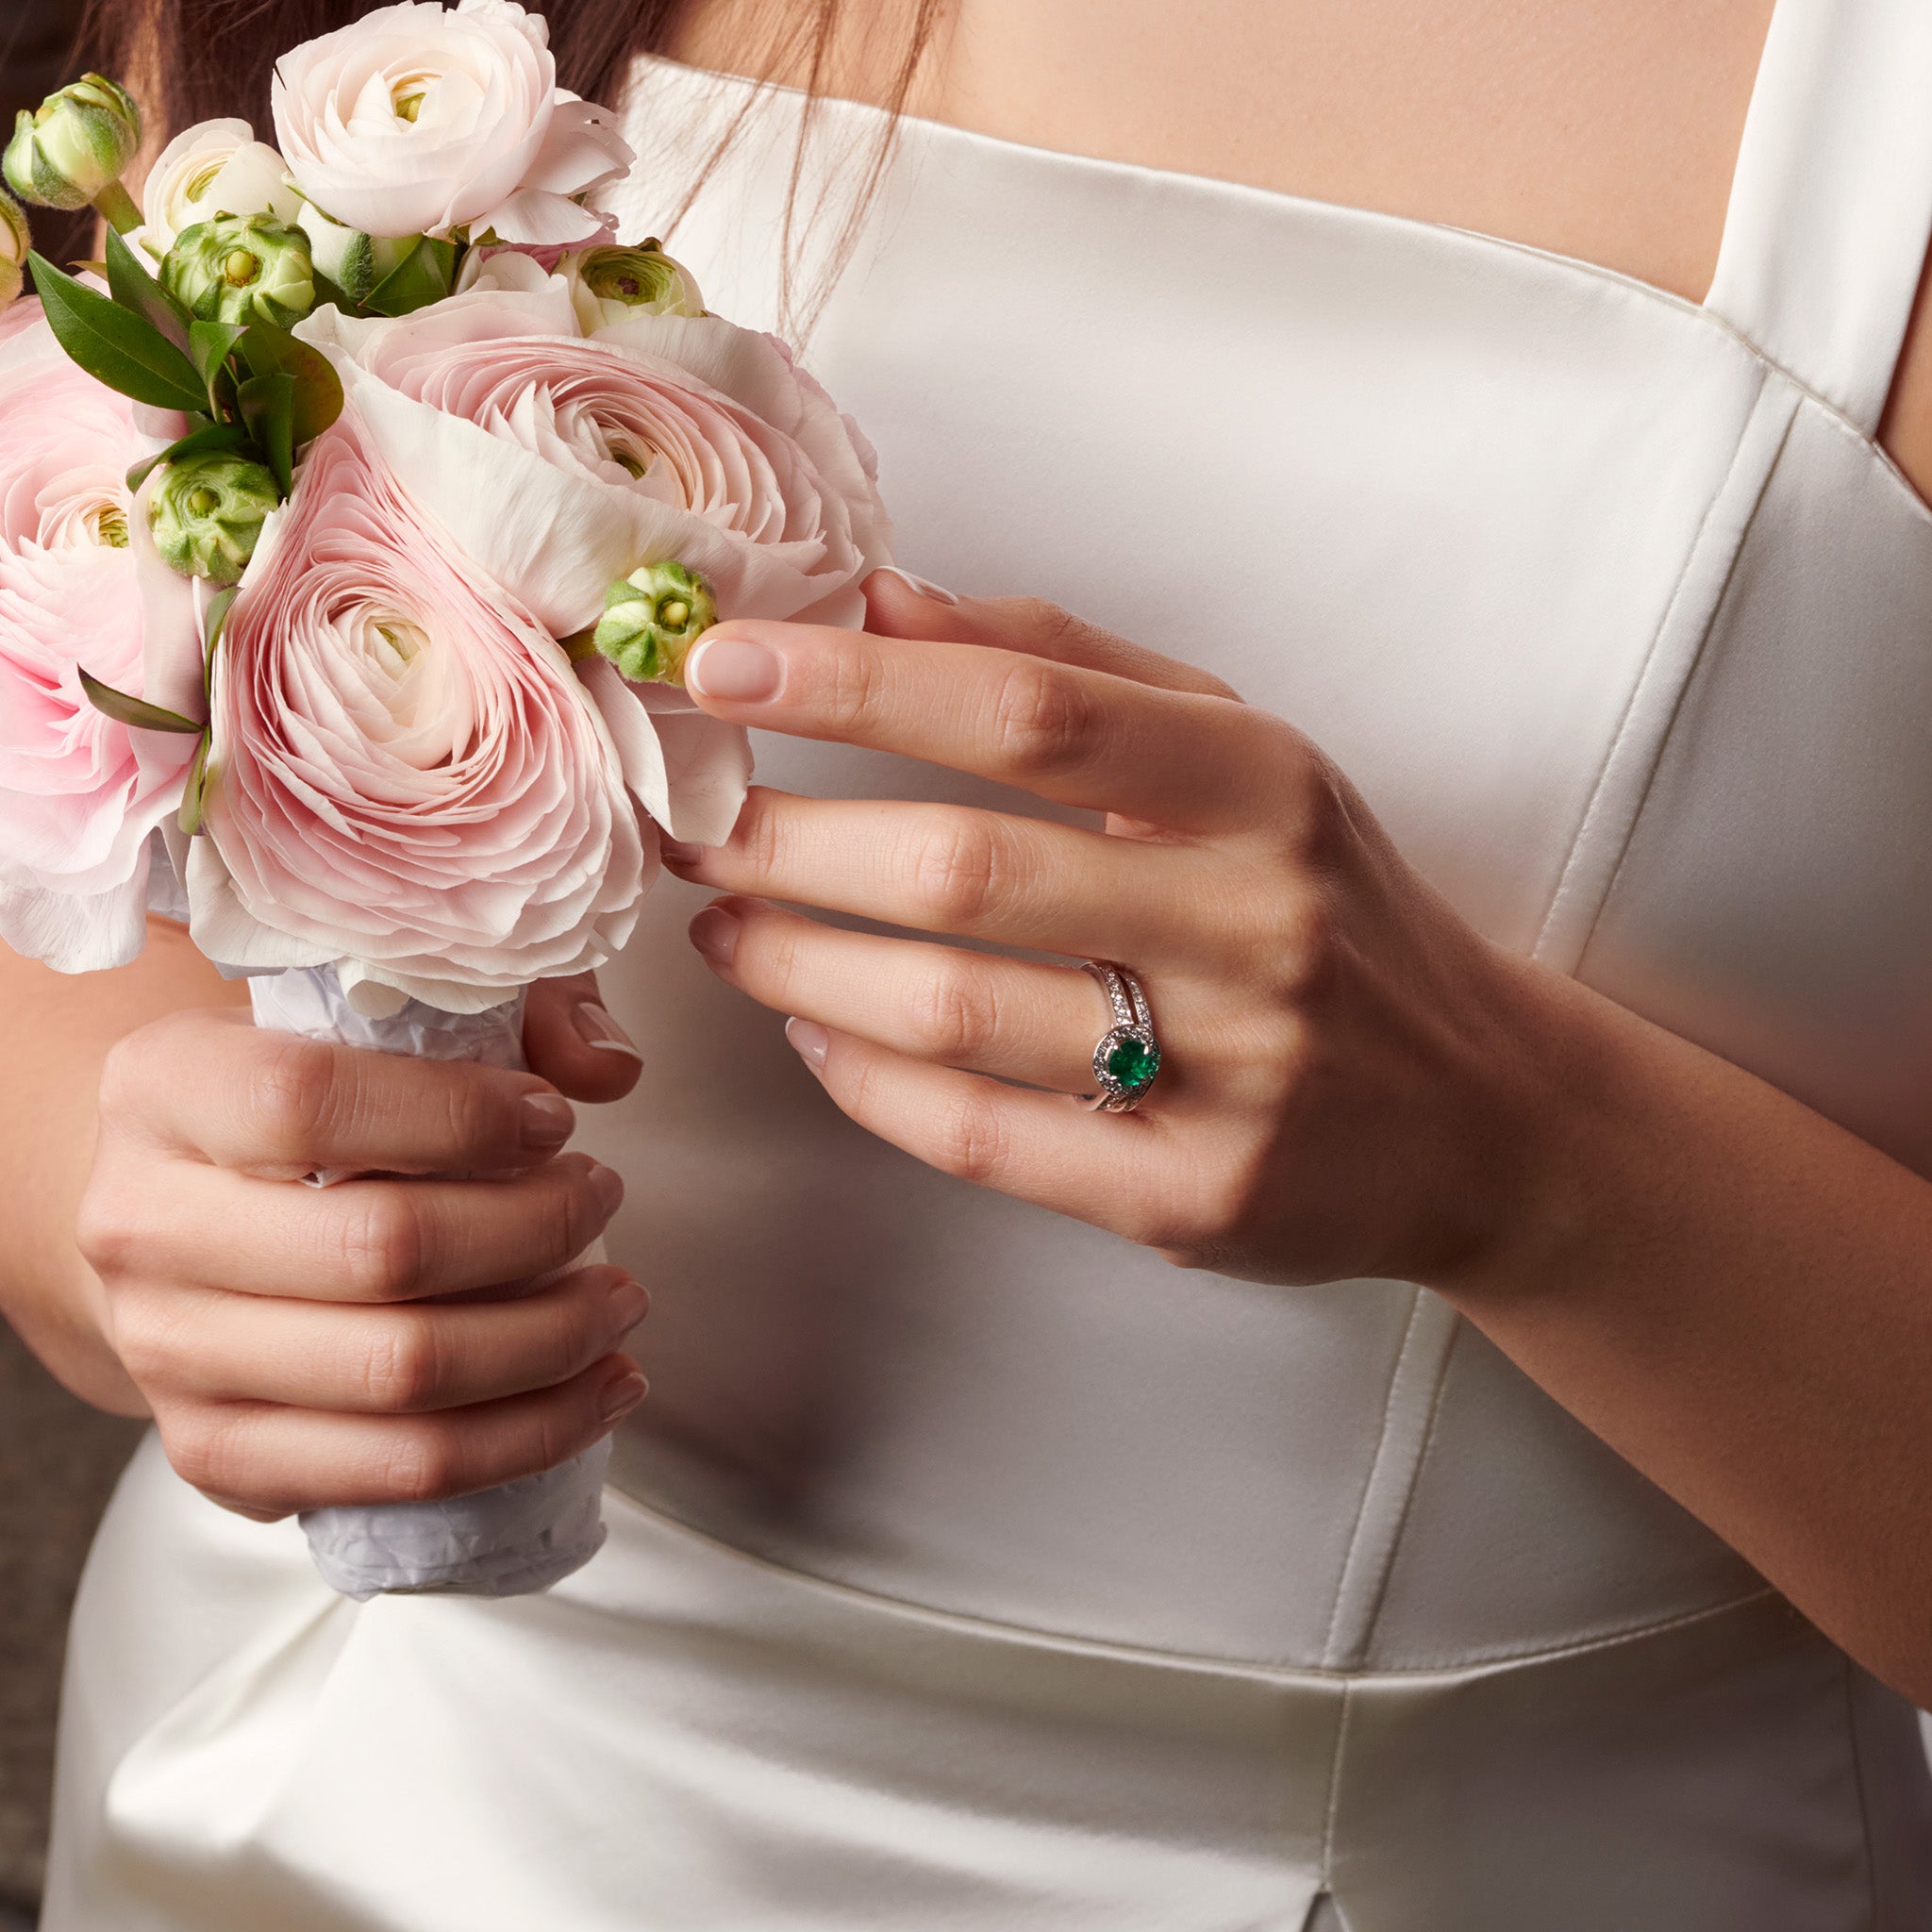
[1080,960,1162,1112]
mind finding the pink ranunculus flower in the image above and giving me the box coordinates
[188,405,651,1015]
[0,301,201,973]
[296,271,894,843]
[271,0,634,247]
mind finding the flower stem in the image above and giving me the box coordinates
[90,178,141,234]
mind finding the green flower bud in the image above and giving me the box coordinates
[569,241,706,332]
[3,75,141,212]
[161,212,314,328]
[589,560,717,685]
[0,188,27,309]
[147,453,279,584]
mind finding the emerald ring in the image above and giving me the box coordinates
[1081,961,1162,1112]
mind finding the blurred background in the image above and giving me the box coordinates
[2,21,145,1932]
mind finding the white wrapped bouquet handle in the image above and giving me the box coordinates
[248,965,611,1601]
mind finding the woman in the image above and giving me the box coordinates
[15,0,1932,1922]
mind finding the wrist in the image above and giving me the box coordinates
[1425,951,1635,1309]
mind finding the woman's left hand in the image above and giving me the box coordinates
[668,571,1575,1289]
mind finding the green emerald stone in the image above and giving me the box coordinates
[1106,1035,1160,1092]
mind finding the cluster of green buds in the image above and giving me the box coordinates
[147,452,281,584]
[570,241,706,331]
[4,74,142,232]
[161,213,315,329]
[0,189,27,310]
[581,560,718,684]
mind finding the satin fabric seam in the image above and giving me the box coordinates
[601,1483,1782,1681]
[1531,375,1794,970]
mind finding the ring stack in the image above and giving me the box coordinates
[1080,961,1162,1112]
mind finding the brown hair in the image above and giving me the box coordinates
[63,0,945,328]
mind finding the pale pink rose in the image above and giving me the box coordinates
[0,302,200,972]
[297,276,891,842]
[189,405,650,1014]
[271,0,633,246]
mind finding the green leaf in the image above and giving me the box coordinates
[238,325,343,447]
[176,732,211,837]
[188,319,246,413]
[238,370,296,496]
[362,236,458,318]
[125,418,249,496]
[104,226,190,352]
[78,669,203,734]
[26,252,207,414]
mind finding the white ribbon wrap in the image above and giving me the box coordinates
[248,963,610,1601]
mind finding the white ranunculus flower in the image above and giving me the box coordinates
[271,0,634,246]
[130,118,302,265]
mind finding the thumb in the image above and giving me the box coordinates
[862,568,1242,701]
[522,971,643,1104]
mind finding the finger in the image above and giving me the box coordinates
[681,619,1292,834]
[782,1020,1190,1248]
[112,1008,580,1178]
[523,972,644,1104]
[666,789,1208,963]
[158,1353,647,1515]
[89,1152,625,1304]
[121,1266,650,1413]
[866,572,1241,700]
[691,895,1108,1092]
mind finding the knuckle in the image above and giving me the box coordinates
[75,1185,141,1281]
[108,1291,191,1387]
[376,1424,464,1504]
[334,1188,428,1301]
[929,1085,1013,1187]
[990,659,1095,775]
[821,636,890,733]
[909,814,1008,932]
[908,955,1002,1064]
[162,1407,252,1500]
[252,1036,342,1164]
[360,1310,444,1411]
[547,1165,602,1267]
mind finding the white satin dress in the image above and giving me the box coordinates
[42,3,1932,1924]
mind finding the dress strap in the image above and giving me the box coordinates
[1703,0,1932,433]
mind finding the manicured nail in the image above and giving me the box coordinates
[607,1275,650,1332]
[598,1368,648,1424]
[660,839,701,868]
[589,1162,625,1216]
[874,565,959,607]
[520,1091,575,1149]
[785,1017,829,1072]
[686,636,783,704]
[688,903,741,965]
[573,1000,641,1060]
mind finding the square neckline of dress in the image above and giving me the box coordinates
[642,0,1932,458]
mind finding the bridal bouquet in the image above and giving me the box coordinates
[0,1,892,1598]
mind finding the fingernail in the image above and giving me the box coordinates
[598,1368,648,1424]
[687,636,784,704]
[589,1162,625,1216]
[607,1275,650,1332]
[573,1001,641,1061]
[660,839,701,868]
[874,565,959,607]
[688,903,741,965]
[520,1091,575,1149]
[786,1016,829,1072]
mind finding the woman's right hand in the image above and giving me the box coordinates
[74,982,647,1521]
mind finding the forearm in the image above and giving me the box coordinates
[1445,961,1932,1705]
[0,919,245,1412]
